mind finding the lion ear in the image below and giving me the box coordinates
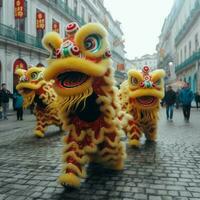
[42,32,62,56]
[15,69,26,77]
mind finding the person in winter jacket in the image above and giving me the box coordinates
[0,83,13,120]
[179,82,194,122]
[163,86,176,121]
[14,91,24,120]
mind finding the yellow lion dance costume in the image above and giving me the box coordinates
[120,66,165,147]
[42,22,126,187]
[16,67,62,137]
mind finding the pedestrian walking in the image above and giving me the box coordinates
[194,92,200,110]
[179,82,194,122]
[14,91,24,120]
[0,83,13,120]
[163,86,176,121]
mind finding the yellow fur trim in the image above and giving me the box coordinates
[58,173,80,187]
[15,68,26,76]
[63,163,86,178]
[34,130,44,138]
[129,88,164,100]
[74,23,108,58]
[26,67,45,76]
[151,69,166,82]
[42,32,62,54]
[16,80,46,91]
[44,57,111,80]
[129,139,140,147]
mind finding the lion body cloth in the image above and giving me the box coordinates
[16,67,62,137]
[120,66,165,147]
[42,22,126,187]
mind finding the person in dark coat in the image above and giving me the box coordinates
[163,86,176,121]
[0,83,13,120]
[179,82,194,122]
[194,92,200,110]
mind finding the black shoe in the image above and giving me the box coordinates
[20,118,23,120]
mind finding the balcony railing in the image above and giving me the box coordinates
[175,50,200,73]
[49,0,85,26]
[0,23,43,50]
[175,0,200,46]
[114,70,127,79]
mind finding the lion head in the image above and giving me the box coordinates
[42,22,112,113]
[128,66,165,109]
[15,67,46,108]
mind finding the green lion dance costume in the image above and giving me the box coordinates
[16,67,62,137]
[42,22,126,187]
[120,66,165,147]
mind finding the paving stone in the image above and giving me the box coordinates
[149,196,162,200]
[180,191,192,197]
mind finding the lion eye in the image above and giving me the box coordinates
[31,72,38,80]
[84,34,101,52]
[131,77,138,85]
[155,79,161,85]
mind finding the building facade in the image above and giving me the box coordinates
[131,53,158,71]
[157,0,200,93]
[0,0,126,93]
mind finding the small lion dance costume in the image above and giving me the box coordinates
[120,66,165,147]
[42,22,126,187]
[16,67,62,137]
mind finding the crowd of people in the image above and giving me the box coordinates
[162,82,200,122]
[0,83,24,120]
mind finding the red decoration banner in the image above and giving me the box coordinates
[14,0,24,19]
[52,19,60,33]
[36,11,45,30]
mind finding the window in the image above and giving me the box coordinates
[65,0,68,7]
[0,0,2,23]
[176,52,179,65]
[81,6,85,20]
[195,33,199,51]
[74,0,78,16]
[180,49,183,63]
[184,45,187,60]
[189,41,191,56]
[88,14,92,22]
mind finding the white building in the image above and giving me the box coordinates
[131,53,158,71]
[157,0,200,92]
[0,0,126,93]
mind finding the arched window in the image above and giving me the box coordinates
[36,63,44,67]
[13,58,27,90]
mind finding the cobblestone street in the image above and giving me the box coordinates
[0,108,200,200]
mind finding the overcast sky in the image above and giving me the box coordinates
[104,0,174,59]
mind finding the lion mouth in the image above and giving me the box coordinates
[56,71,89,88]
[136,96,157,106]
[19,88,33,95]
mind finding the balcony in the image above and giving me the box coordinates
[49,0,85,26]
[114,70,127,80]
[175,0,200,46]
[175,50,200,73]
[0,23,44,50]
